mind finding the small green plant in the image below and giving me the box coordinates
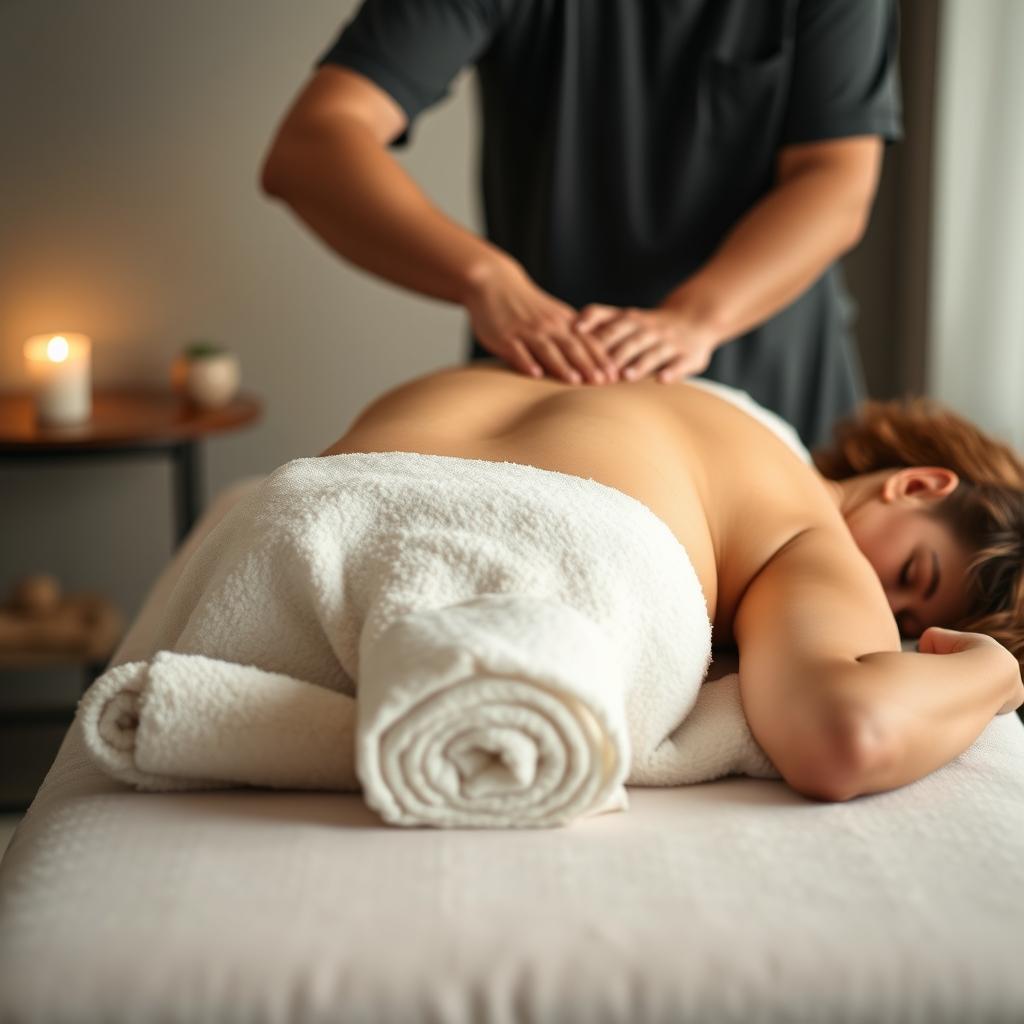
[182,339,227,359]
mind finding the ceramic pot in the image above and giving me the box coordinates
[185,353,240,409]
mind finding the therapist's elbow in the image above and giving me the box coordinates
[840,200,873,254]
[260,139,292,199]
[825,190,874,258]
[260,122,316,199]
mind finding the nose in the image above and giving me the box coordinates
[884,586,907,616]
[885,588,920,638]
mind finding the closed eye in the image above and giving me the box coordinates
[900,558,911,588]
[924,550,940,601]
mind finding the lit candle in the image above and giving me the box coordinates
[23,332,92,426]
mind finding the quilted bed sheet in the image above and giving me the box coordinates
[1,476,1023,1024]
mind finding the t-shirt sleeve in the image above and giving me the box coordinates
[314,0,506,148]
[781,0,903,147]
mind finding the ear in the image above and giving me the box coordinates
[881,467,960,504]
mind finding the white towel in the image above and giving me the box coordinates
[79,450,781,828]
[77,653,358,792]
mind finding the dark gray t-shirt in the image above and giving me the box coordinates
[316,0,902,448]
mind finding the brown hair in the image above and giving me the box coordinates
[812,397,1024,666]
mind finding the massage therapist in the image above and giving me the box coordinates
[260,0,902,448]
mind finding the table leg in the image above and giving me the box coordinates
[171,441,203,546]
[82,659,108,694]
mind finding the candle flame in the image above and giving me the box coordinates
[47,335,70,363]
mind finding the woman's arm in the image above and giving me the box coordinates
[733,525,1018,801]
[834,634,1022,797]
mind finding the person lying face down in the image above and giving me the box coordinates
[321,364,1024,800]
[814,397,1024,655]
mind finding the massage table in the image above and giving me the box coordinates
[1,474,1023,1023]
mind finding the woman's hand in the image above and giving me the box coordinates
[462,258,616,385]
[572,303,721,383]
[918,626,1024,715]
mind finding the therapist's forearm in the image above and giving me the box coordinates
[262,116,514,305]
[661,165,871,341]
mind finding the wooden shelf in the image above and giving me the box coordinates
[0,650,114,670]
[0,388,262,453]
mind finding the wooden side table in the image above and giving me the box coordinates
[0,389,262,545]
[0,389,263,811]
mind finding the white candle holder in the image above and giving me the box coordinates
[23,332,92,426]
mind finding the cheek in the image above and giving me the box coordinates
[859,539,896,578]
[847,511,904,578]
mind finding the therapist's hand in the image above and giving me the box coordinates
[572,304,720,383]
[462,258,617,385]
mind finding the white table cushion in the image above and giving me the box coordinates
[2,476,1023,1023]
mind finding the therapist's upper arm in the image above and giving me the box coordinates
[276,66,410,148]
[261,66,410,197]
[776,136,884,239]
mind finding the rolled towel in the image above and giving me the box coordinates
[78,651,358,792]
[357,595,631,829]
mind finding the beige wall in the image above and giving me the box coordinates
[0,0,927,745]
[0,1,481,793]
[1,0,481,624]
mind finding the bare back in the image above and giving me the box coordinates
[319,363,878,645]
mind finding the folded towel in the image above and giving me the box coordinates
[79,451,780,827]
[78,653,358,792]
